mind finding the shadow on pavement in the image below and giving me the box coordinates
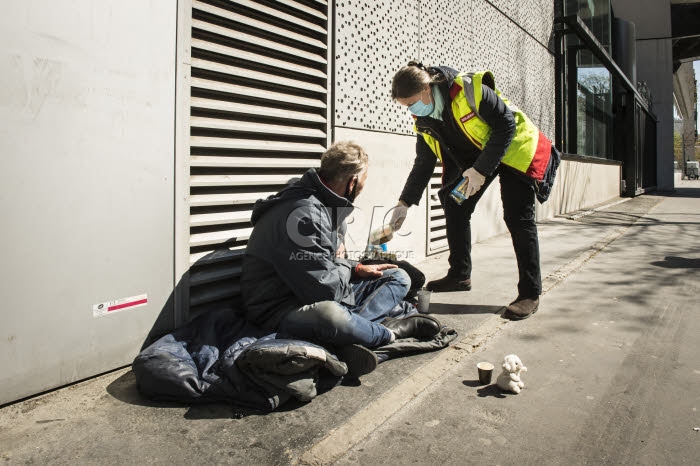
[180,383,333,420]
[462,379,485,387]
[106,364,339,420]
[106,370,274,419]
[184,403,266,420]
[476,383,507,398]
[650,256,700,269]
[669,186,700,199]
[462,380,507,398]
[105,371,182,409]
[429,303,505,316]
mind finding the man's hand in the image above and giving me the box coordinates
[389,200,409,231]
[461,167,486,198]
[354,263,398,279]
[335,243,346,258]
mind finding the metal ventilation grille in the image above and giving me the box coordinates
[427,163,448,254]
[188,0,329,314]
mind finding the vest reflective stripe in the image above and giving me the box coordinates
[426,132,442,161]
[416,70,551,181]
[414,122,444,162]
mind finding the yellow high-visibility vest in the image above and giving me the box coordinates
[414,70,552,180]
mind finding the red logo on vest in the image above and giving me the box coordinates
[460,112,476,123]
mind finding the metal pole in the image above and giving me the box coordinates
[567,46,579,154]
[554,27,565,151]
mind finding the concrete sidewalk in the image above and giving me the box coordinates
[2,183,700,465]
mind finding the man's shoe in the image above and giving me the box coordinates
[383,315,441,340]
[426,275,472,292]
[503,297,540,320]
[335,344,378,379]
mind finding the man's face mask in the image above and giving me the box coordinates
[344,176,358,203]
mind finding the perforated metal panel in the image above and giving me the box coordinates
[334,1,557,256]
[187,0,330,315]
[421,0,556,141]
[420,0,556,253]
[489,0,555,47]
[334,0,419,133]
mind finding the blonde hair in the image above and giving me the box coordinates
[319,141,368,184]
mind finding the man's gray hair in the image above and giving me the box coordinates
[318,141,369,184]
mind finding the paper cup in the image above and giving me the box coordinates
[416,289,431,313]
[477,362,494,385]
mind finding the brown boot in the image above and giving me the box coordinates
[503,297,540,320]
[426,275,471,292]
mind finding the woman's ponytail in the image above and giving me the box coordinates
[391,60,445,99]
[391,61,432,100]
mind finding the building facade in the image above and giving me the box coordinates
[2,0,690,404]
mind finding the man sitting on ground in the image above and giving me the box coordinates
[241,141,441,378]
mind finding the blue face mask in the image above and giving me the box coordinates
[408,92,434,116]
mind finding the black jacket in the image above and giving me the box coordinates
[241,169,359,330]
[399,66,517,206]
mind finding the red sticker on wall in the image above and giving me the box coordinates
[93,293,148,317]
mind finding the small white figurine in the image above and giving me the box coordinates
[496,354,527,394]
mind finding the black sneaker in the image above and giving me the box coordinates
[426,275,472,292]
[335,344,378,379]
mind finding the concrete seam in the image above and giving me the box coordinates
[541,226,628,293]
[297,221,636,465]
[566,198,632,220]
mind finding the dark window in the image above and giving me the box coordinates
[563,0,614,158]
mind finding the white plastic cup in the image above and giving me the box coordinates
[416,289,431,313]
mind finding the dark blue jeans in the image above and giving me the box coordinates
[277,268,410,348]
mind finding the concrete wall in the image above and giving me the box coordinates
[536,159,622,220]
[334,0,556,140]
[335,128,428,261]
[612,0,675,191]
[0,0,177,404]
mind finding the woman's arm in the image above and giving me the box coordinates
[399,136,438,206]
